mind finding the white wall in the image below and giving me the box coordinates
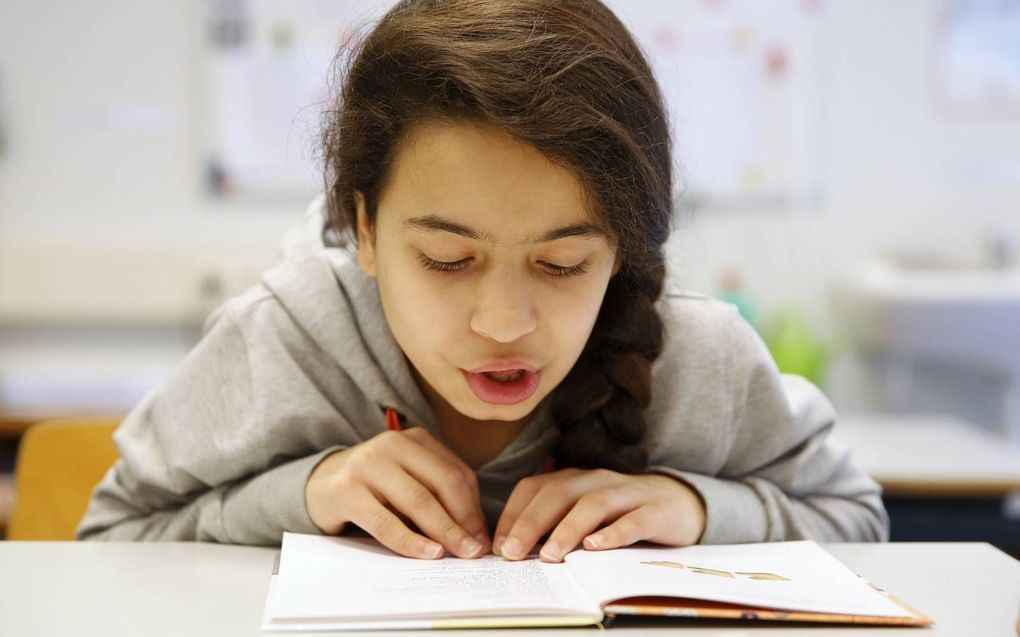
[0,0,300,325]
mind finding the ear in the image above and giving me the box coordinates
[611,254,622,277]
[355,191,377,278]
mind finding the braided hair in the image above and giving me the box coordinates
[323,0,674,473]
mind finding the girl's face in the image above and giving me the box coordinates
[356,121,619,426]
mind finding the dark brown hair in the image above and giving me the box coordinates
[322,0,672,472]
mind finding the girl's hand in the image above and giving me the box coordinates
[492,468,706,562]
[305,428,490,560]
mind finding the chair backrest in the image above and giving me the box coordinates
[8,419,120,541]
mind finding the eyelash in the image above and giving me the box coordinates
[417,254,590,277]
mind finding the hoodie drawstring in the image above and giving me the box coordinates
[385,407,403,432]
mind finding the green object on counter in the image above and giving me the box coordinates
[762,309,829,386]
[718,291,757,330]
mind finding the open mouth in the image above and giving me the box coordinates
[482,370,527,383]
[462,368,541,405]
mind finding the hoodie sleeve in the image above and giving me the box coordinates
[646,309,889,544]
[76,300,343,545]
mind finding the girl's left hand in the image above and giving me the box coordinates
[492,468,706,562]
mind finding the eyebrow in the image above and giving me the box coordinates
[402,214,608,245]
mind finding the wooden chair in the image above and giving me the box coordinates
[8,419,120,540]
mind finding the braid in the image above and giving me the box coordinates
[550,259,667,473]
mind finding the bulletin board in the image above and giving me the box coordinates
[200,0,824,208]
[201,0,389,200]
[935,0,1020,115]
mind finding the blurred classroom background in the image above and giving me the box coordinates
[1,0,1018,550]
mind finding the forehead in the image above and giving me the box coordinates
[377,120,608,244]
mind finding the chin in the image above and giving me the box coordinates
[459,396,538,422]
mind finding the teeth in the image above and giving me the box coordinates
[483,370,525,382]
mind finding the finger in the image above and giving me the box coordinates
[390,431,489,544]
[403,427,482,509]
[502,469,616,561]
[493,468,597,556]
[540,486,637,562]
[372,461,487,559]
[349,487,445,559]
[581,506,658,552]
[492,472,560,557]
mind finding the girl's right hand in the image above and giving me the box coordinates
[304,427,490,559]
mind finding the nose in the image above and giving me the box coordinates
[469,269,538,343]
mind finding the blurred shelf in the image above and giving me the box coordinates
[0,324,193,438]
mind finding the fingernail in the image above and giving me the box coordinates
[473,532,490,548]
[423,542,444,559]
[501,537,523,560]
[583,534,602,550]
[492,536,505,556]
[459,537,483,557]
[539,542,561,562]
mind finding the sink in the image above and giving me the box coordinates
[843,260,1020,368]
[839,260,1020,442]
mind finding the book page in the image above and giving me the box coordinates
[266,533,600,623]
[564,541,912,618]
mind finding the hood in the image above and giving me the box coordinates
[261,196,439,430]
[278,194,345,260]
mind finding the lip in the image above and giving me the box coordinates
[467,359,539,374]
[461,368,542,405]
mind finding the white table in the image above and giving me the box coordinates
[0,542,1017,636]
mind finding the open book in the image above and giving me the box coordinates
[262,532,932,631]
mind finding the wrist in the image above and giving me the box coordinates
[305,448,351,535]
[643,472,707,545]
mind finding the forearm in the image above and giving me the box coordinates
[77,447,343,544]
[646,466,888,544]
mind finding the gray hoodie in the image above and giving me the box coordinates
[77,199,889,546]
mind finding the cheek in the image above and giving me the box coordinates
[542,284,606,346]
[551,260,616,347]
[378,259,466,352]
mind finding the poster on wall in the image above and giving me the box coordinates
[937,0,1020,114]
[201,0,824,209]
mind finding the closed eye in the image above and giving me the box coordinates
[417,254,471,273]
[541,261,589,276]
[417,254,589,277]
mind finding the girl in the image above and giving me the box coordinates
[77,0,888,561]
